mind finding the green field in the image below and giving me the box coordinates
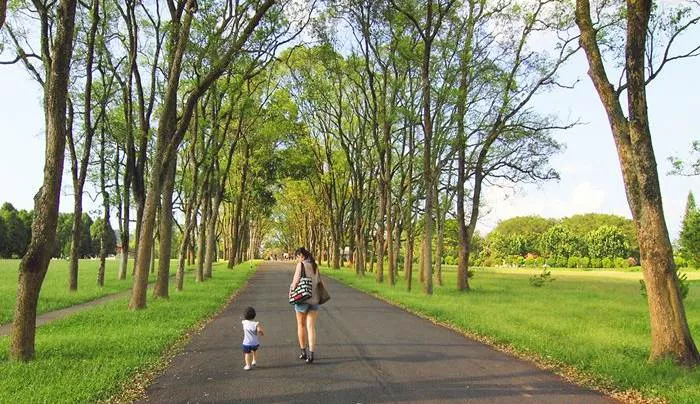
[325,266,700,403]
[0,261,256,403]
[0,259,185,324]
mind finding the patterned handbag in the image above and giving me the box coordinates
[289,263,313,304]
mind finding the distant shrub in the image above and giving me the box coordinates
[534,257,545,267]
[545,256,557,267]
[529,269,555,287]
[578,256,591,268]
[555,256,568,268]
[601,257,614,268]
[524,256,535,267]
[614,257,629,268]
[590,257,602,268]
[567,256,579,268]
[444,256,456,265]
[482,256,496,267]
[506,255,524,267]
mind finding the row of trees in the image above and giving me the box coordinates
[267,0,700,366]
[1,0,308,361]
[2,0,699,367]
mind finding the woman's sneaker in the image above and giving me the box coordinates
[299,349,307,360]
[305,351,314,364]
[243,365,252,371]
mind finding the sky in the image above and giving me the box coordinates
[0,18,698,242]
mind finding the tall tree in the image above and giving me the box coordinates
[391,0,456,295]
[10,0,79,361]
[66,0,101,291]
[575,0,700,365]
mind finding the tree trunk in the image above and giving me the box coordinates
[154,158,176,298]
[118,147,132,281]
[197,195,208,282]
[11,0,78,360]
[97,122,110,287]
[575,0,700,365]
[205,193,222,278]
[68,193,83,291]
[405,227,415,292]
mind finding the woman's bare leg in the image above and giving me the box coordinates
[306,310,319,352]
[295,311,308,349]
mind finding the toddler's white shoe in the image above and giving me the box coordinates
[243,365,251,371]
[251,361,257,367]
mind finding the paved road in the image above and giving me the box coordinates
[141,261,614,403]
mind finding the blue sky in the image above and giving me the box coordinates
[0,32,698,241]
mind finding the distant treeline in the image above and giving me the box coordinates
[451,212,697,269]
[0,202,116,259]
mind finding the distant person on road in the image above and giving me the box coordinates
[290,246,320,364]
[241,306,264,370]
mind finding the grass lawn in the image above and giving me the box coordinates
[324,266,700,403]
[0,261,256,403]
[0,258,175,324]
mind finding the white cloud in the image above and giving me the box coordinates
[476,181,619,234]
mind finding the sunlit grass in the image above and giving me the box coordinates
[0,258,178,324]
[0,261,255,403]
[325,265,700,403]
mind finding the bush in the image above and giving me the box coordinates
[555,256,568,268]
[590,257,602,268]
[534,257,545,267]
[602,257,614,268]
[614,257,629,269]
[444,256,456,265]
[545,256,557,267]
[529,269,555,287]
[578,256,591,269]
[524,256,535,267]
[482,256,496,267]
[567,256,579,268]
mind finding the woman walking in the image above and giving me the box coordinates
[290,247,320,363]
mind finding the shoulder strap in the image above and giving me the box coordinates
[300,262,307,277]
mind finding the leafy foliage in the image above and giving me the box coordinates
[529,269,555,287]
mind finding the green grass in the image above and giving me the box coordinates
[1,258,177,324]
[325,266,700,403]
[0,261,256,403]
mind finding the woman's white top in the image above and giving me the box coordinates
[242,320,259,346]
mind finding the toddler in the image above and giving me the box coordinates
[241,306,264,370]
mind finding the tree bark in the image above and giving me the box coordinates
[204,192,221,278]
[11,0,78,361]
[575,0,700,365]
[154,157,176,298]
[197,193,209,282]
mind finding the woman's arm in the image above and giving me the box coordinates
[290,262,302,290]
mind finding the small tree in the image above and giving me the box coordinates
[679,205,700,267]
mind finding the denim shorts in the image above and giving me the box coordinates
[242,344,259,353]
[294,303,319,313]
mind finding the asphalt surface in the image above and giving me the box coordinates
[140,261,614,403]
